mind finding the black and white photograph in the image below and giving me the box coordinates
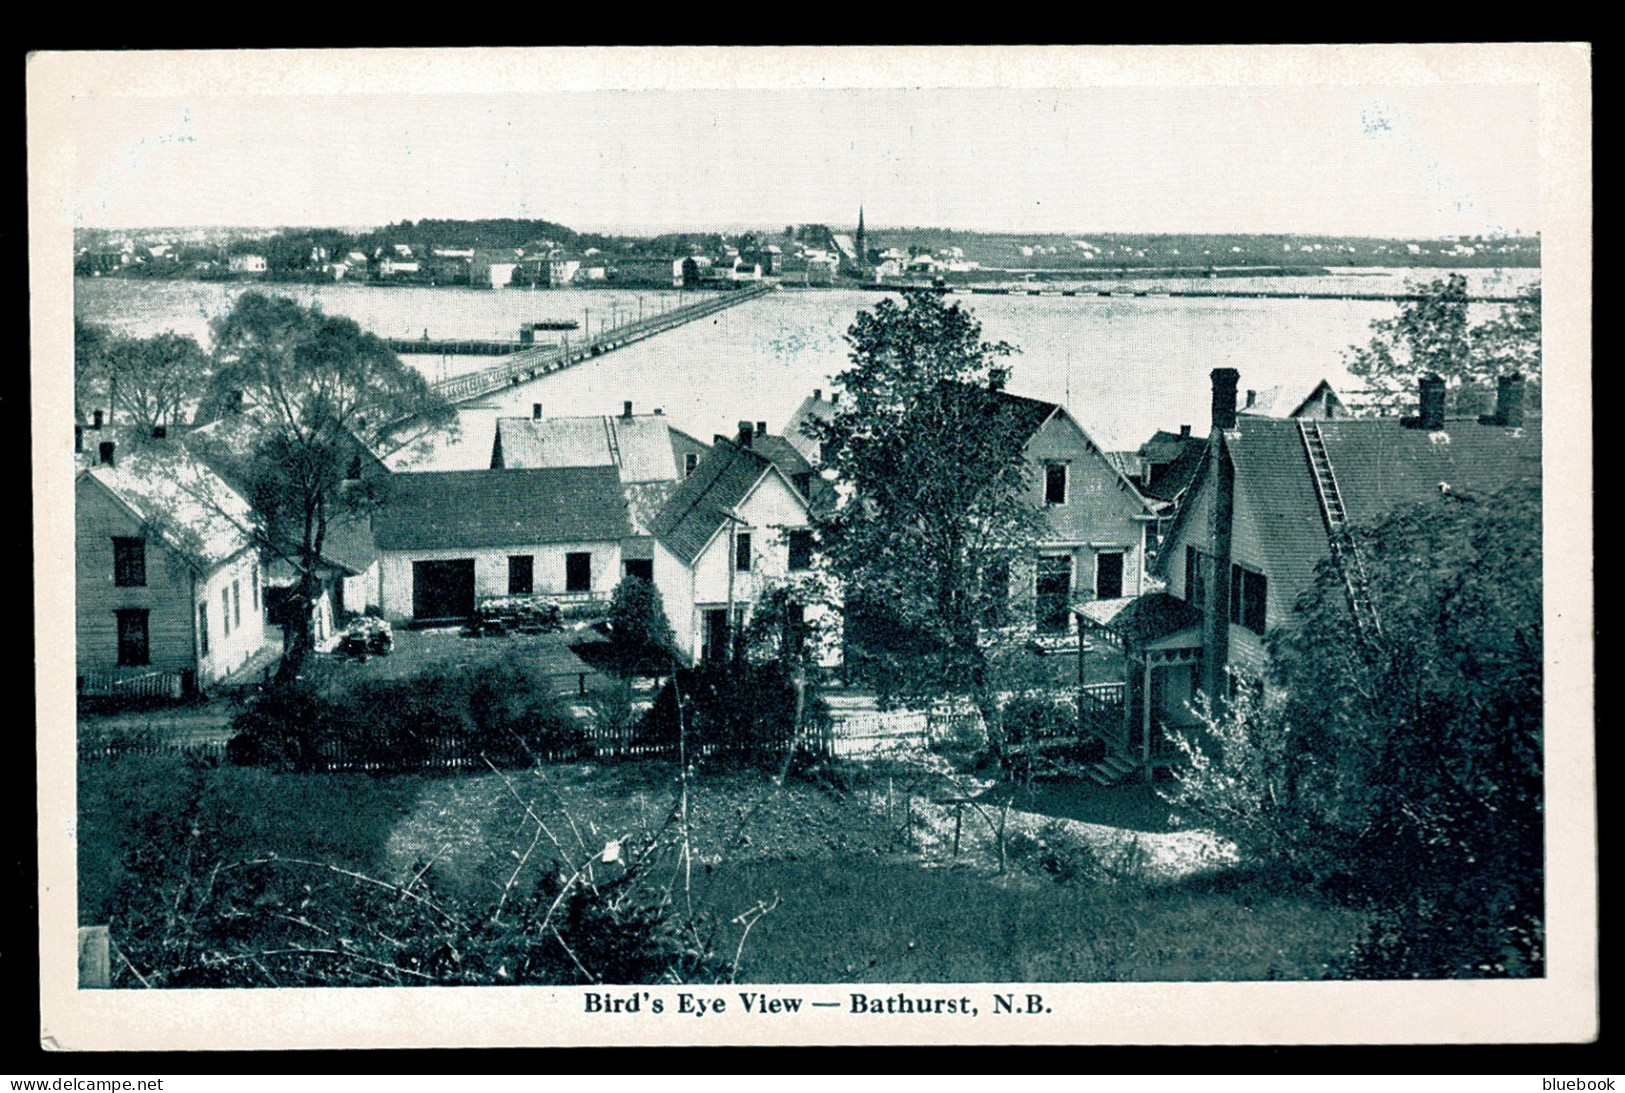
[30,45,1593,1049]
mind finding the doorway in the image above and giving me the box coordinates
[412,559,476,621]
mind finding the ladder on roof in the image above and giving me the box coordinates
[603,416,623,469]
[1299,421,1382,642]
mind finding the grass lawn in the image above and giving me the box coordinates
[78,753,1367,983]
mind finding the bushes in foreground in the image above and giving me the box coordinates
[226,663,587,771]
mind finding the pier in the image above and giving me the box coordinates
[428,283,773,404]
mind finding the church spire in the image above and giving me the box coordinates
[855,205,867,267]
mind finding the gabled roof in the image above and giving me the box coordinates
[1157,413,1542,586]
[373,467,631,552]
[748,433,839,517]
[1240,379,1345,419]
[784,394,837,461]
[491,414,707,483]
[80,439,256,570]
[651,438,790,566]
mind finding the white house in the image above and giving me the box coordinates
[650,429,826,665]
[76,433,267,697]
[370,466,631,623]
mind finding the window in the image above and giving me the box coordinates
[197,602,209,658]
[565,552,591,593]
[624,558,653,582]
[1044,462,1068,505]
[1229,563,1268,636]
[1095,551,1124,600]
[509,554,534,595]
[232,580,242,628]
[222,588,232,638]
[112,537,146,587]
[115,609,150,667]
[735,532,752,572]
[1185,546,1207,608]
[1036,554,1072,634]
[684,452,699,477]
[788,529,814,571]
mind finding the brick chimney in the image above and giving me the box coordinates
[152,425,167,439]
[1179,424,1191,439]
[988,367,1009,393]
[756,420,767,437]
[1482,372,1527,428]
[1410,373,1446,430]
[623,400,634,420]
[1245,389,1257,409]
[92,409,104,430]
[1211,368,1240,431]
[737,421,755,449]
[98,441,115,467]
[532,403,543,420]
[813,388,822,402]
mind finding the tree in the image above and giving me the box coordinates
[606,575,677,674]
[803,289,1046,723]
[101,331,213,432]
[1345,275,1542,415]
[74,317,111,423]
[1164,482,1543,978]
[207,292,454,680]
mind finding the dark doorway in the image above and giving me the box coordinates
[623,558,653,582]
[1096,551,1124,600]
[1036,555,1072,634]
[509,554,534,595]
[565,552,592,593]
[412,559,476,621]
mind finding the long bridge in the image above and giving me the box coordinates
[427,282,774,404]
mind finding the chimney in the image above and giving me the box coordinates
[92,409,104,430]
[653,407,664,416]
[532,403,543,420]
[623,400,634,420]
[1416,373,1446,430]
[98,441,115,467]
[1245,389,1257,409]
[988,367,1009,392]
[1211,368,1240,431]
[152,425,167,439]
[228,389,244,414]
[813,388,822,402]
[738,420,755,448]
[1179,424,1191,439]
[74,425,83,453]
[1483,372,1526,428]
[756,420,767,437]
[831,392,840,407]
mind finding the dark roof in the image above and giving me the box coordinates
[1142,436,1207,502]
[651,438,778,566]
[983,386,1061,441]
[1158,414,1542,588]
[1076,592,1203,644]
[374,467,631,551]
[751,434,839,517]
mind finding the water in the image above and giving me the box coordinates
[75,269,1539,459]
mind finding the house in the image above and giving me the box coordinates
[76,433,267,698]
[227,254,268,275]
[784,383,1160,642]
[371,466,631,624]
[1239,378,1349,420]
[1074,368,1540,779]
[181,404,391,649]
[650,426,825,665]
[1133,424,1205,504]
[489,402,711,581]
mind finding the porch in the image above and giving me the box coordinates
[1073,594,1206,782]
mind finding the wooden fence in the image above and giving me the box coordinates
[78,669,191,700]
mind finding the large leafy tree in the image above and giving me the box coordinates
[1165,482,1544,978]
[803,289,1045,718]
[1346,274,1542,414]
[207,292,454,679]
[102,331,213,432]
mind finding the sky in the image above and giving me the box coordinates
[69,83,1541,238]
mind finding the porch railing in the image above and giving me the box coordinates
[77,669,190,700]
[1078,681,1125,742]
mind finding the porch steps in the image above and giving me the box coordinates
[1299,421,1382,642]
[1084,753,1141,786]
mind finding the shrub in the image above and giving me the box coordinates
[606,577,677,674]
[1000,694,1079,745]
[639,661,809,766]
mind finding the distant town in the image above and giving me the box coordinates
[73,217,1542,291]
